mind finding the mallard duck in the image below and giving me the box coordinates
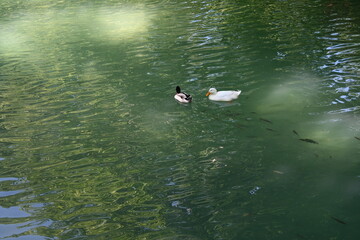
[174,86,192,103]
[206,88,241,101]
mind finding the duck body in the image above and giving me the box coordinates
[174,86,192,103]
[206,88,241,101]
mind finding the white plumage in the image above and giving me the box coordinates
[206,88,241,101]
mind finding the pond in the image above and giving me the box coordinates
[0,0,359,239]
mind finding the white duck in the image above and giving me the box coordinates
[174,86,192,103]
[206,88,241,101]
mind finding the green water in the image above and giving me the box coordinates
[1,0,360,239]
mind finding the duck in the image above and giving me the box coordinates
[174,86,192,103]
[206,88,241,101]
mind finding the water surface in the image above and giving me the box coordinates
[1,0,360,239]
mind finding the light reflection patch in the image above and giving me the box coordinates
[91,8,151,42]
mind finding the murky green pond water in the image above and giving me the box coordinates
[1,0,360,239]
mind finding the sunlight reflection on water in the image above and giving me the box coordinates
[0,0,359,239]
[92,8,152,41]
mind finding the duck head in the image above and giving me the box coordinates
[206,88,217,96]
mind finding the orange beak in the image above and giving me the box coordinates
[205,92,211,96]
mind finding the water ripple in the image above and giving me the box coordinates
[1,1,360,239]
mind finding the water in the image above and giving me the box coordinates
[0,0,359,239]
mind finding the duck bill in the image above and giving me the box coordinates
[205,92,210,96]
